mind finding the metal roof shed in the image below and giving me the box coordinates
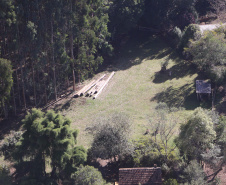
[196,80,211,100]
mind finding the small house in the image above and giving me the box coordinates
[119,167,162,185]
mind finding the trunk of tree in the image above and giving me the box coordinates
[16,69,21,107]
[70,32,76,91]
[51,19,57,101]
[20,59,26,110]
[12,85,16,115]
[44,81,47,104]
[32,62,37,106]
[70,1,76,91]
[2,100,8,119]
[51,165,57,179]
[67,76,70,88]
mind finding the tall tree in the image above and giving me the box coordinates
[175,107,216,161]
[13,108,87,183]
[108,0,144,35]
[0,58,13,118]
[185,29,226,83]
[148,103,182,161]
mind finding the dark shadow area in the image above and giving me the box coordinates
[153,62,197,84]
[54,97,87,112]
[151,72,213,110]
[214,87,226,114]
[0,115,23,140]
[109,31,172,72]
[151,83,199,109]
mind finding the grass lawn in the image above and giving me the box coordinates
[58,32,205,148]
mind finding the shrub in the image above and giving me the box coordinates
[168,27,183,48]
[0,131,23,160]
[72,165,108,185]
[185,31,226,83]
[88,112,133,161]
[179,24,201,52]
[175,107,216,160]
[163,178,178,185]
[181,160,206,185]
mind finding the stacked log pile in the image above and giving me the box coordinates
[74,72,115,99]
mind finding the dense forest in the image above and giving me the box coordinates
[1,0,226,185]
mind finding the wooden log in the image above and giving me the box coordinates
[80,80,96,96]
[93,80,105,94]
[85,74,106,96]
[93,71,115,99]
[86,84,97,97]
[87,80,106,96]
[74,80,95,98]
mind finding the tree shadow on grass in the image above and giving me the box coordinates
[151,72,213,110]
[151,83,200,110]
[152,62,197,84]
[54,97,87,112]
[111,32,173,72]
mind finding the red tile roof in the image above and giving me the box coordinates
[119,167,162,185]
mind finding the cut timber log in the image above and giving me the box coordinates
[80,81,96,96]
[74,74,106,97]
[87,86,95,97]
[94,80,105,94]
[74,80,95,97]
[93,71,115,99]
[87,80,105,97]
[85,74,106,96]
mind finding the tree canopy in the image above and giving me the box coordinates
[175,107,216,160]
[13,108,87,183]
[186,29,226,83]
[72,165,108,185]
[88,112,133,160]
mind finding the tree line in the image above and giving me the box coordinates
[0,0,112,117]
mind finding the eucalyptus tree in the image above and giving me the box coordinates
[0,58,13,118]
[108,0,144,35]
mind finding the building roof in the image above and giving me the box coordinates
[119,167,162,185]
[196,80,211,94]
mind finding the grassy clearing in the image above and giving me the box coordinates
[59,33,202,148]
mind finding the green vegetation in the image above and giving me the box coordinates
[88,112,133,160]
[181,160,206,185]
[72,165,109,185]
[0,58,13,118]
[13,109,86,184]
[175,107,216,160]
[186,28,226,83]
[62,35,198,147]
[1,0,226,184]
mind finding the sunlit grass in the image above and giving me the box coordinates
[61,34,200,148]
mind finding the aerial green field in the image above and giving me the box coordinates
[57,33,203,148]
